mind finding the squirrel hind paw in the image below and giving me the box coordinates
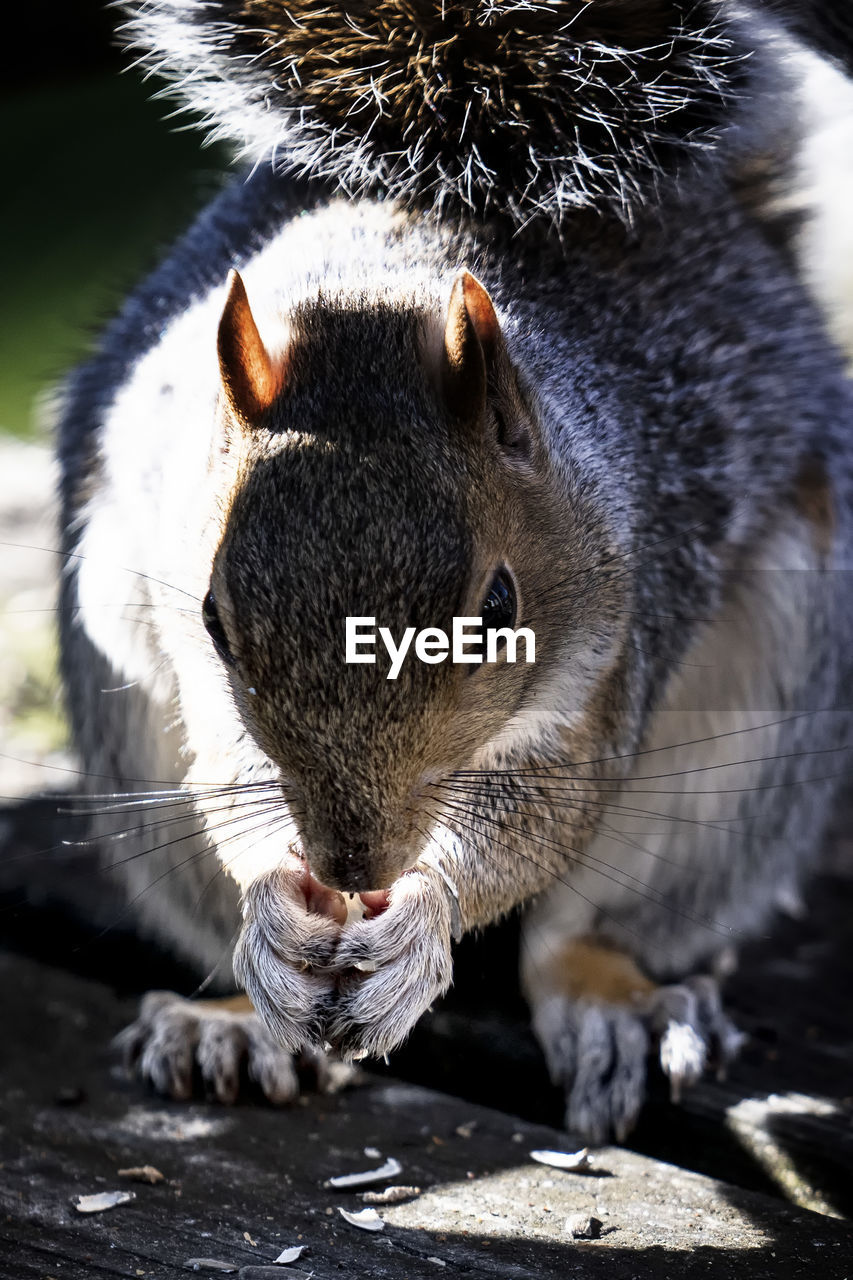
[542,1000,650,1147]
[115,990,354,1106]
[532,971,745,1144]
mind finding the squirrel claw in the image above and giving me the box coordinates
[648,974,745,1092]
[232,866,343,1052]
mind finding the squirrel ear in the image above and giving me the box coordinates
[218,270,284,423]
[441,270,501,423]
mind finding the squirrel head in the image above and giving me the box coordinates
[204,269,622,893]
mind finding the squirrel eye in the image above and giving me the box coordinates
[202,589,235,667]
[494,406,531,458]
[480,569,516,634]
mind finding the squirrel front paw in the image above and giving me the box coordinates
[328,865,454,1059]
[232,863,344,1053]
[235,863,454,1061]
[115,991,356,1104]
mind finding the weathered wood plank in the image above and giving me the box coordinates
[3,795,853,1223]
[1,951,852,1279]
[386,870,853,1217]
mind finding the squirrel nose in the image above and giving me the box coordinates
[311,841,375,894]
[320,867,374,894]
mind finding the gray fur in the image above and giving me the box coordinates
[58,18,853,1140]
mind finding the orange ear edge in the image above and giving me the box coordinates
[440,271,484,423]
[217,269,284,424]
[443,274,473,370]
[460,270,501,359]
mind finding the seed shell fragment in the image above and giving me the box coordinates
[361,1185,421,1204]
[337,1206,385,1231]
[74,1190,136,1213]
[327,1156,402,1188]
[274,1246,307,1263]
[118,1164,165,1184]
[529,1148,592,1172]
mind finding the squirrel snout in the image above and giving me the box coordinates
[302,834,417,895]
[303,837,382,895]
[298,797,422,894]
[315,862,375,896]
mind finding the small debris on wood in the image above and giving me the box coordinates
[455,1121,477,1138]
[184,1262,238,1274]
[427,1258,446,1268]
[337,1206,385,1231]
[243,1231,258,1247]
[273,1246,307,1264]
[240,1269,312,1280]
[564,1213,603,1239]
[326,1156,402,1188]
[118,1165,165,1184]
[530,1148,592,1173]
[54,1086,86,1107]
[363,1146,381,1159]
[361,1185,421,1205]
[74,1190,136,1214]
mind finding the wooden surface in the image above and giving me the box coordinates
[2,795,853,1276]
[390,865,853,1220]
[1,949,852,1280]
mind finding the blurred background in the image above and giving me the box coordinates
[0,0,230,793]
[1,0,230,441]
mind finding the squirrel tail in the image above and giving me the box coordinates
[119,1,851,227]
[757,1,853,72]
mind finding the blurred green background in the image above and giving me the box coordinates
[0,0,230,440]
[0,1,231,780]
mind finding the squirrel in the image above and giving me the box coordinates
[56,1,853,1142]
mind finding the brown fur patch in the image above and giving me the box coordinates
[537,937,656,1008]
[196,994,254,1014]
[793,455,835,559]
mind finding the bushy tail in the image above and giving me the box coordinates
[119,1,850,227]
